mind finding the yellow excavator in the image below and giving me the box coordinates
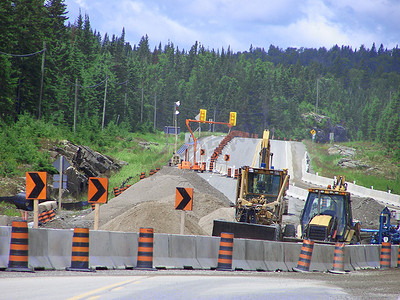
[297,176,361,243]
[212,130,291,241]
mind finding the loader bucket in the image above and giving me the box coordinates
[212,220,282,241]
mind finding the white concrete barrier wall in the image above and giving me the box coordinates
[1,226,399,271]
[0,226,11,268]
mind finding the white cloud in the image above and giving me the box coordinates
[63,0,400,51]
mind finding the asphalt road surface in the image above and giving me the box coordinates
[0,269,399,299]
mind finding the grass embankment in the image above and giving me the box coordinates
[0,113,184,215]
[304,140,400,194]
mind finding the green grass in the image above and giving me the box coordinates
[304,140,400,194]
[0,202,20,217]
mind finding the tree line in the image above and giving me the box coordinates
[1,1,400,156]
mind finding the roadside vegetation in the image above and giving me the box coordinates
[0,114,184,215]
[304,140,400,194]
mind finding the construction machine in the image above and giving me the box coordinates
[212,130,291,241]
[297,176,361,243]
[361,207,400,244]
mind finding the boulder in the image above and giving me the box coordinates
[52,140,125,198]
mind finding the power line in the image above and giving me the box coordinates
[0,49,45,57]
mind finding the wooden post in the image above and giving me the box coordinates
[180,210,185,235]
[94,203,100,230]
[58,156,63,211]
[33,200,39,229]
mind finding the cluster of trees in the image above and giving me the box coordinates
[1,1,400,154]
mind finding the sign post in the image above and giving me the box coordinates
[88,177,108,230]
[175,187,193,235]
[26,172,47,228]
[52,156,70,211]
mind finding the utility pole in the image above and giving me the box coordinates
[102,77,108,130]
[73,78,78,133]
[38,41,46,119]
[154,94,157,131]
[141,86,144,123]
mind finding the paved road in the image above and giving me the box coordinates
[0,269,398,299]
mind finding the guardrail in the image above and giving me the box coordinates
[1,226,399,272]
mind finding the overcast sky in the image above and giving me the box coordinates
[63,0,399,53]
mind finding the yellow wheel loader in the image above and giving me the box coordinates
[212,130,291,241]
[297,176,361,243]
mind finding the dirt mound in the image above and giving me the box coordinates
[351,196,385,228]
[90,166,232,235]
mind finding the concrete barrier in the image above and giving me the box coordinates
[391,245,398,268]
[245,239,267,271]
[153,233,171,269]
[232,238,250,270]
[283,241,302,271]
[263,241,287,271]
[109,231,137,269]
[364,244,380,268]
[90,230,114,269]
[0,226,11,268]
[168,234,201,269]
[348,244,368,270]
[29,228,53,270]
[47,228,73,270]
[309,243,334,272]
[195,235,219,269]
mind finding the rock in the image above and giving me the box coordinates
[52,140,125,198]
[0,215,9,226]
[338,158,370,169]
[328,145,356,157]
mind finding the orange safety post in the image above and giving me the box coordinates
[329,242,346,274]
[216,232,234,271]
[6,220,33,272]
[293,239,314,272]
[135,227,156,270]
[380,242,391,269]
[66,227,93,272]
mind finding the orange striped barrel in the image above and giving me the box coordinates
[149,169,155,176]
[380,242,391,269]
[227,168,231,177]
[329,242,345,274]
[38,211,47,224]
[216,232,234,271]
[113,187,120,196]
[67,228,91,271]
[47,209,55,221]
[209,161,214,172]
[136,227,155,270]
[234,168,239,179]
[140,172,146,180]
[293,239,314,272]
[7,221,32,272]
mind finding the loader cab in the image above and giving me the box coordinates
[238,167,288,203]
[299,189,353,242]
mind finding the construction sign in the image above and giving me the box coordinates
[200,149,205,156]
[26,172,47,200]
[224,154,230,161]
[88,177,108,203]
[310,129,316,136]
[175,187,193,211]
